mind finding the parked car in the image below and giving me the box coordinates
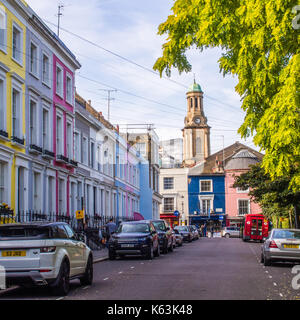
[151,219,174,254]
[261,228,300,266]
[173,229,183,246]
[174,226,193,242]
[0,222,93,296]
[189,225,200,240]
[222,227,240,238]
[108,221,159,260]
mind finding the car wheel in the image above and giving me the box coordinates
[109,249,116,260]
[154,243,160,257]
[146,245,154,260]
[225,233,230,239]
[260,253,264,263]
[162,241,168,254]
[263,256,272,266]
[80,255,93,286]
[51,260,70,296]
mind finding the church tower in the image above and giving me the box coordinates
[182,80,211,166]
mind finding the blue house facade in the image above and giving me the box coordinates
[188,174,226,230]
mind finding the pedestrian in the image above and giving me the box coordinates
[105,218,117,242]
[211,226,214,238]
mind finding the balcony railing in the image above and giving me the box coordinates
[11,136,25,145]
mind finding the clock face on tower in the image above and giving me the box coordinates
[193,117,201,125]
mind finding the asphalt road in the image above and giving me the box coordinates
[1,237,300,300]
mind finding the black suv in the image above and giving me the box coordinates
[108,221,159,260]
[150,219,174,254]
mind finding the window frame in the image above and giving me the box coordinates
[0,8,7,54]
[163,177,174,190]
[238,199,250,216]
[66,72,73,105]
[163,197,175,213]
[29,40,39,78]
[200,179,213,192]
[12,22,23,65]
[0,71,6,132]
[11,81,23,139]
[41,51,51,87]
[55,63,64,98]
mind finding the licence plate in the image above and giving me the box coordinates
[1,250,26,257]
[121,244,134,248]
[283,244,299,249]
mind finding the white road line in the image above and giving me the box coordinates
[56,297,64,300]
[118,271,123,274]
[130,266,135,269]
[268,275,272,279]
[273,282,277,286]
[279,293,283,297]
[103,277,109,281]
[83,286,89,290]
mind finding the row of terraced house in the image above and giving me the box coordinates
[0,0,162,223]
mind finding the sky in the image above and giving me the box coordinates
[25,0,260,155]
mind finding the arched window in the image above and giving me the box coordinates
[190,98,193,108]
[195,98,198,109]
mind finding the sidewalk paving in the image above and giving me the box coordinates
[92,247,108,263]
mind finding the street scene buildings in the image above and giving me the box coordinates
[0,0,299,302]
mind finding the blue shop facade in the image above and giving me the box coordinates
[188,174,226,231]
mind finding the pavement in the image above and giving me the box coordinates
[1,237,300,300]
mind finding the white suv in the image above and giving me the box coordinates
[0,222,93,296]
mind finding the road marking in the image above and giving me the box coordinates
[268,275,272,279]
[83,286,90,290]
[273,282,277,286]
[279,293,283,297]
[118,271,123,274]
[103,277,109,281]
[56,297,64,300]
[130,266,135,269]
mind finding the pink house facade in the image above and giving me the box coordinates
[225,149,263,227]
[52,51,81,215]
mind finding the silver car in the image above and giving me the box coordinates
[261,228,300,266]
[222,227,240,238]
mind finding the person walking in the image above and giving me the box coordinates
[105,218,117,242]
[210,226,214,238]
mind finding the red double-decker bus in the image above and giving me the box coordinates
[241,214,269,242]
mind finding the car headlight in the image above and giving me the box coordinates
[138,237,148,242]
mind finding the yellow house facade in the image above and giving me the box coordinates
[0,0,28,212]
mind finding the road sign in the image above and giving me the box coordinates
[76,210,85,220]
[174,210,180,217]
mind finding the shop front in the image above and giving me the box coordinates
[160,212,180,228]
[189,214,226,235]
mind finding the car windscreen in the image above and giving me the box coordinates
[0,226,51,240]
[152,221,167,231]
[175,226,188,232]
[116,223,150,233]
[273,230,300,239]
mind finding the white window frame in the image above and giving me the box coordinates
[0,7,7,54]
[198,195,214,215]
[66,118,73,159]
[200,179,213,192]
[82,135,88,166]
[58,176,67,214]
[66,73,73,105]
[32,170,42,211]
[236,186,250,193]
[163,197,175,213]
[56,110,64,156]
[29,40,39,78]
[12,22,23,65]
[238,199,250,216]
[0,71,6,131]
[29,95,39,146]
[0,160,7,203]
[55,63,63,98]
[11,81,23,139]
[42,51,51,87]
[74,130,81,162]
[42,103,51,151]
[163,177,174,190]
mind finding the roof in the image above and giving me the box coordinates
[187,81,202,93]
[188,142,263,176]
[225,149,260,170]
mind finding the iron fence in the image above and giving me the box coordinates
[0,210,135,250]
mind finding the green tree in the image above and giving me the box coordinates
[154,0,300,191]
[233,164,300,227]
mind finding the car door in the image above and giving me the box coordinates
[150,223,158,251]
[63,224,85,275]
